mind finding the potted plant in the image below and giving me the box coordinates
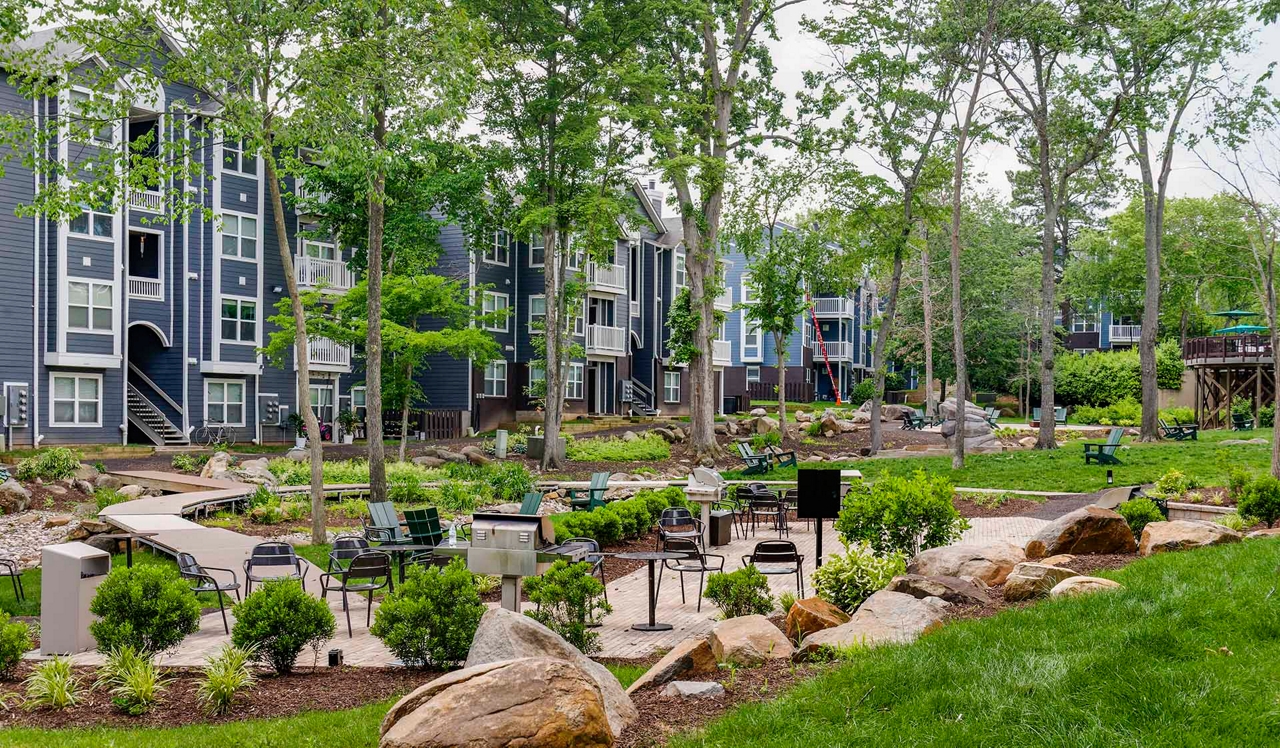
[285,411,307,449]
[337,409,358,445]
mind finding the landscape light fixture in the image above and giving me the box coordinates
[1106,469,1113,485]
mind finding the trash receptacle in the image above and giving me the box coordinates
[40,542,111,655]
[709,509,734,547]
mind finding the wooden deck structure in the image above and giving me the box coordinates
[1185,334,1276,429]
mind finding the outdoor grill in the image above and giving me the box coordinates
[467,512,587,611]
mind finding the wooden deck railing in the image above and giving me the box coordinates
[1183,334,1273,362]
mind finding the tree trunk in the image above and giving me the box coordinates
[1137,134,1162,443]
[1037,195,1059,450]
[264,158,325,544]
[921,242,936,418]
[687,239,719,458]
[366,92,388,500]
[541,225,566,470]
[398,384,411,463]
[775,331,787,437]
[869,242,906,454]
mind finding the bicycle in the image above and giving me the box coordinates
[195,422,238,449]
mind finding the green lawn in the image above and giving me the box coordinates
[672,537,1280,747]
[724,428,1274,492]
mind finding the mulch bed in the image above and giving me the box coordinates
[0,663,436,730]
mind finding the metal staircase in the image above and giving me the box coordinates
[127,384,188,446]
[625,379,660,417]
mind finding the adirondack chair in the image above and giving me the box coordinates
[1084,427,1125,465]
[363,501,410,544]
[1232,412,1255,431]
[519,491,543,515]
[1031,406,1068,426]
[902,409,927,430]
[404,507,443,548]
[983,407,1000,428]
[1159,418,1198,441]
[771,444,798,469]
[736,442,774,475]
[568,472,609,512]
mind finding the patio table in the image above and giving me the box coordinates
[94,532,159,568]
[615,551,687,632]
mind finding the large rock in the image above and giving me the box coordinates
[887,574,990,606]
[626,637,717,695]
[380,658,613,748]
[465,608,635,737]
[937,398,996,450]
[800,591,949,655]
[749,407,767,417]
[93,473,123,490]
[0,478,32,513]
[907,542,1025,586]
[784,597,851,640]
[72,463,99,482]
[437,450,468,464]
[1138,520,1242,557]
[412,456,444,469]
[118,484,146,499]
[200,451,232,478]
[1002,563,1078,602]
[820,412,842,434]
[662,681,725,699]
[1024,505,1136,559]
[1246,528,1280,539]
[285,447,309,462]
[708,614,794,665]
[1049,575,1124,597]
[882,404,917,421]
[460,446,492,467]
[754,416,780,435]
[621,430,639,442]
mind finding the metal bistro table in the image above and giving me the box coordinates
[615,551,687,632]
[386,543,454,584]
[94,532,159,568]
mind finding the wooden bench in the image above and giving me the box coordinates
[1084,427,1124,465]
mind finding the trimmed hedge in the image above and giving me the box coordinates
[551,487,688,546]
[1054,342,1184,407]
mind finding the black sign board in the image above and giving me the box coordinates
[797,468,842,519]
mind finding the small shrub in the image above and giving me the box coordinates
[371,558,485,668]
[246,484,276,509]
[607,499,652,539]
[170,453,209,473]
[1239,475,1280,528]
[778,591,797,614]
[1232,397,1255,421]
[806,421,823,437]
[1116,498,1164,539]
[1149,469,1198,501]
[703,566,774,620]
[89,564,201,654]
[486,461,535,503]
[248,504,285,525]
[23,657,79,709]
[0,613,31,679]
[552,507,624,546]
[566,434,670,462]
[1261,403,1277,428]
[835,471,969,556]
[1228,465,1255,502]
[848,380,876,407]
[523,560,611,654]
[95,487,129,511]
[197,644,257,716]
[812,541,905,613]
[15,447,80,481]
[231,579,336,675]
[438,479,484,513]
[1159,406,1196,425]
[1216,512,1248,532]
[1071,399,1142,427]
[96,645,167,715]
[473,574,501,595]
[751,431,782,450]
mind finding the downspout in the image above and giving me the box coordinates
[30,95,41,447]
[181,114,190,436]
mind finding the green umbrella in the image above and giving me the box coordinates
[1208,309,1261,319]
[1213,324,1269,335]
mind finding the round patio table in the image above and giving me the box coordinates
[614,551,687,632]
[385,543,442,584]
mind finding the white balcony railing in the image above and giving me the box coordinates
[306,336,351,370]
[715,288,733,310]
[812,297,856,317]
[585,262,626,293]
[295,255,354,291]
[127,189,164,213]
[630,299,640,318]
[127,276,163,300]
[585,324,626,355]
[713,339,731,365]
[1110,324,1141,343]
[812,340,854,361]
[294,177,330,214]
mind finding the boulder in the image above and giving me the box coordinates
[749,407,767,417]
[44,514,75,528]
[1024,505,1136,559]
[708,614,794,666]
[621,431,639,442]
[672,426,686,441]
[1048,575,1124,597]
[465,608,635,737]
[0,478,32,513]
[754,416,780,435]
[887,574,990,605]
[838,419,857,433]
[937,398,997,450]
[380,658,612,748]
[882,404,917,421]
[118,484,145,499]
[412,456,444,469]
[608,472,630,483]
[437,450,468,464]
[820,413,842,434]
[489,502,522,514]
[1138,520,1242,557]
[1040,554,1076,567]
[714,424,728,435]
[1002,563,1077,602]
[93,473,123,490]
[200,451,232,478]
[795,411,812,423]
[72,463,99,482]
[1246,528,1280,539]
[461,447,492,467]
[1018,436,1038,448]
[626,637,717,694]
[662,681,725,699]
[73,478,95,495]
[851,411,871,425]
[907,541,1025,585]
[227,458,277,487]
[285,447,309,462]
[784,597,851,640]
[1220,438,1268,446]
[651,427,677,443]
[799,591,949,655]
[45,484,68,495]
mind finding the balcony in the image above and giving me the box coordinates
[812,297,856,318]
[296,255,355,292]
[1110,324,1141,343]
[812,340,855,361]
[294,177,330,217]
[127,276,163,301]
[127,188,164,213]
[585,324,626,356]
[305,336,351,372]
[585,262,626,293]
[713,339,731,366]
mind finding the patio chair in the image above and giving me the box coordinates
[742,539,805,598]
[748,496,787,537]
[713,495,747,540]
[1233,412,1255,431]
[1158,419,1198,441]
[736,442,774,476]
[656,507,705,550]
[177,552,241,634]
[902,409,927,430]
[1053,406,1068,425]
[363,501,410,545]
[769,445,798,469]
[318,550,393,637]
[660,537,725,612]
[568,473,609,512]
[404,507,444,549]
[328,534,371,572]
[983,407,1001,428]
[561,536,608,604]
[782,487,810,531]
[0,557,23,603]
[242,541,311,595]
[519,491,543,515]
[1083,427,1125,466]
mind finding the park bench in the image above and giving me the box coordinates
[1083,427,1125,465]
[568,472,609,512]
[1158,418,1198,441]
[1232,412,1255,431]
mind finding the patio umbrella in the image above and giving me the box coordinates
[1212,324,1269,335]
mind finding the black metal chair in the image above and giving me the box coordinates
[742,539,806,597]
[242,541,311,595]
[660,537,725,612]
[656,508,705,550]
[748,496,787,537]
[176,552,241,634]
[561,536,608,604]
[712,497,746,540]
[318,550,393,637]
[782,487,809,531]
[0,557,25,603]
[328,534,371,572]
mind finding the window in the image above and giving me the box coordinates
[806,368,812,384]
[674,246,687,289]
[67,280,113,332]
[220,297,257,342]
[221,213,258,260]
[743,322,761,360]
[67,88,112,144]
[51,373,100,426]
[223,138,256,176]
[205,380,245,425]
[69,204,114,239]
[484,231,510,266]
[746,366,761,384]
[483,291,509,332]
[484,360,508,397]
[1072,314,1098,334]
[310,384,335,422]
[565,362,584,400]
[529,295,546,329]
[664,370,680,403]
[302,240,336,260]
[803,320,811,348]
[529,234,545,267]
[352,386,367,414]
[567,235,584,270]
[741,273,755,304]
[717,320,728,342]
[572,299,584,336]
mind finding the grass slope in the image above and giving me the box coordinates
[725,428,1274,492]
[672,538,1280,747]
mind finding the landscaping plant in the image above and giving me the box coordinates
[1231,397,1255,422]
[89,564,202,654]
[565,433,671,462]
[751,431,783,450]
[812,540,906,613]
[1261,403,1276,428]
[703,566,774,619]
[96,645,169,715]
[523,560,611,654]
[170,452,210,473]
[835,471,969,556]
[1216,512,1248,532]
[485,461,535,502]
[23,656,79,709]
[371,558,485,668]
[14,447,81,481]
[0,612,31,679]
[1239,475,1280,528]
[231,579,336,675]
[197,644,258,715]
[1149,469,1198,501]
[94,487,129,511]
[778,591,797,614]
[1115,499,1164,539]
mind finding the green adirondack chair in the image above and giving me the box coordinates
[736,442,773,475]
[983,407,1000,428]
[519,491,543,515]
[1084,427,1125,465]
[404,507,443,548]
[363,501,410,544]
[1159,418,1198,441]
[1233,412,1255,431]
[902,409,927,430]
[1031,406,1068,426]
[568,472,609,511]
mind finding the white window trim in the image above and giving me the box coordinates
[740,274,755,305]
[204,378,247,427]
[299,238,337,260]
[48,372,103,428]
[220,137,259,179]
[741,318,763,363]
[218,294,259,346]
[65,277,115,335]
[746,366,761,384]
[664,370,680,403]
[565,362,584,400]
[483,291,510,333]
[529,294,546,329]
[484,359,508,397]
[484,231,511,267]
[219,209,261,263]
[572,298,585,337]
[673,246,687,290]
[65,85,115,148]
[352,385,367,409]
[528,234,545,268]
[68,204,115,243]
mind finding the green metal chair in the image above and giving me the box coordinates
[568,472,609,512]
[519,491,544,515]
[1084,427,1125,465]
[403,507,443,548]
[1233,412,1256,431]
[1159,419,1198,441]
